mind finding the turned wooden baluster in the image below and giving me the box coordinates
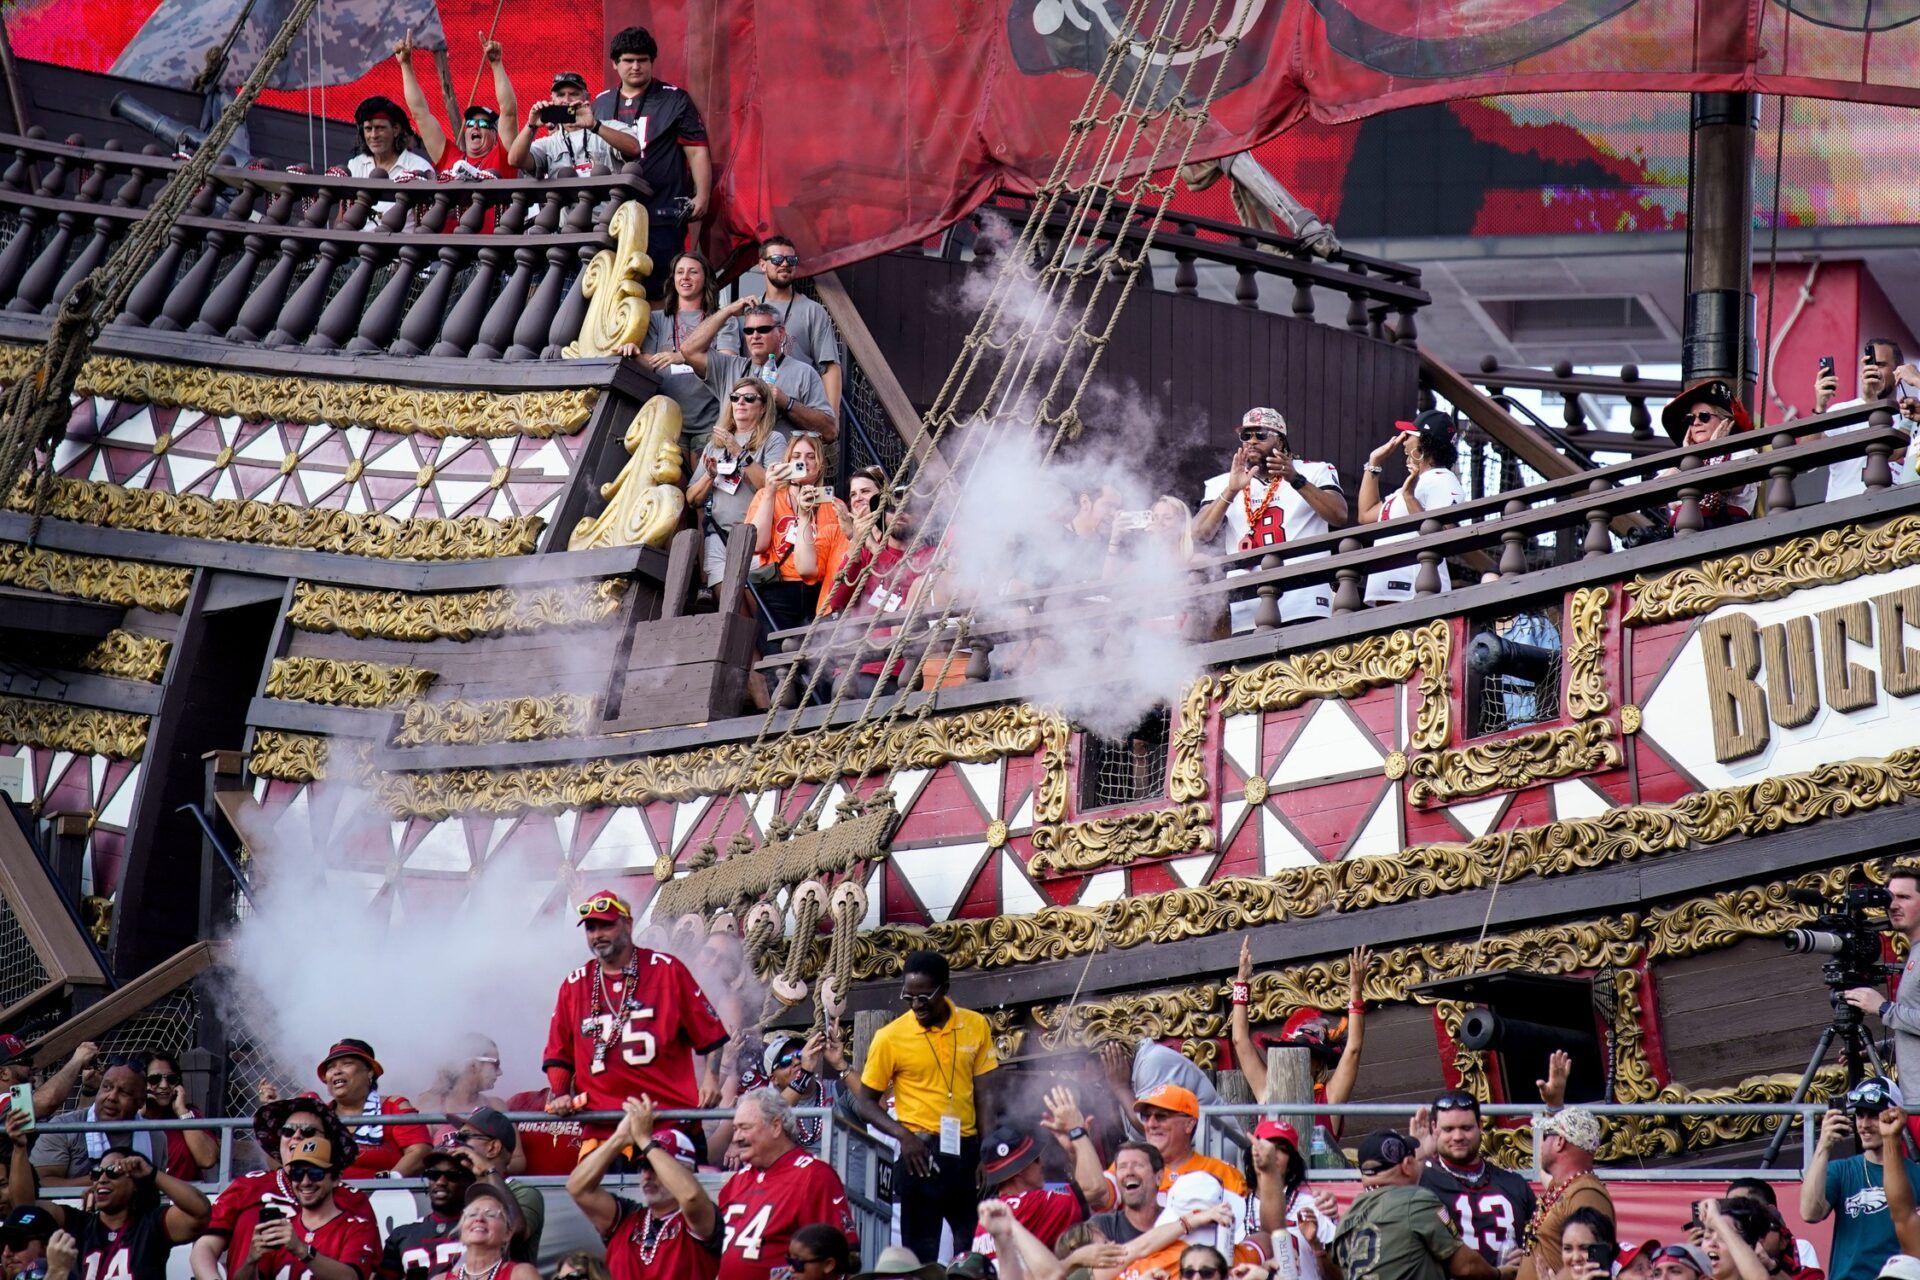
[1622,364,1654,439]
[543,196,620,357]
[965,635,996,682]
[513,190,596,360]
[152,182,257,331]
[1414,518,1445,593]
[1394,306,1418,349]
[1290,255,1315,320]
[1252,551,1282,630]
[230,187,339,342]
[1582,477,1613,557]
[9,208,86,314]
[341,190,451,352]
[117,185,217,324]
[265,188,377,347]
[1766,431,1799,513]
[190,185,297,335]
[471,192,554,358]
[1672,452,1706,533]
[1865,406,1897,489]
[1498,498,1528,577]
[432,191,528,356]
[391,240,472,356]
[0,207,49,303]
[1332,537,1365,614]
[0,138,34,191]
[1172,223,1197,296]
[33,139,80,198]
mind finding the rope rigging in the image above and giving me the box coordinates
[0,0,322,530]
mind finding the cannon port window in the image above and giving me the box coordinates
[1467,608,1563,736]
[1078,707,1172,811]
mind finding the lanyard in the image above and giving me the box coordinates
[922,1025,959,1100]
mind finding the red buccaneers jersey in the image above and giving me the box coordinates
[254,1204,382,1280]
[544,949,729,1122]
[208,1169,374,1263]
[504,1088,584,1175]
[970,1187,1086,1255]
[715,1147,857,1280]
[605,1195,719,1280]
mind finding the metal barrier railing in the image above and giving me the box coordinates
[1196,1102,1826,1182]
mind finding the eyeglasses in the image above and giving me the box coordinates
[554,1273,589,1280]
[455,1130,486,1145]
[741,324,778,336]
[147,1072,181,1085]
[424,1168,474,1183]
[92,1165,132,1181]
[728,392,764,404]
[280,1123,322,1140]
[464,118,497,129]
[575,895,629,919]
[764,253,801,267]
[284,1165,331,1184]
[1686,409,1724,425]
[900,987,945,1006]
[1238,428,1281,442]
[471,1057,500,1067]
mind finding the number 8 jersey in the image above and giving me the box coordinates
[543,948,730,1134]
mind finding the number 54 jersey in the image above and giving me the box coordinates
[543,948,729,1130]
[716,1148,859,1280]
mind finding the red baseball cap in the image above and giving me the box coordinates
[1253,1119,1301,1147]
[1617,1241,1663,1270]
[576,889,632,925]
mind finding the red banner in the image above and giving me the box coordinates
[604,0,1920,271]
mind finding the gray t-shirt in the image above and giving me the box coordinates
[30,1111,166,1177]
[691,428,789,531]
[646,309,741,439]
[1090,1209,1146,1245]
[704,352,833,439]
[762,292,840,373]
[525,124,625,178]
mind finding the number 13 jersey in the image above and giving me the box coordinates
[544,948,729,1130]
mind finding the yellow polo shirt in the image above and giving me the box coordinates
[860,1006,999,1136]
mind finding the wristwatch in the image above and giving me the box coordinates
[638,1139,662,1161]
[1363,464,1384,476]
[1067,1126,1088,1142]
[1287,473,1307,490]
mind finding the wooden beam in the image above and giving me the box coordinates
[0,810,107,993]
[811,270,948,483]
[1420,345,1581,481]
[28,941,215,1068]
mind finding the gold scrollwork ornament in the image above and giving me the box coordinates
[568,395,687,551]
[564,201,653,358]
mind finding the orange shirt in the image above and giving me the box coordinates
[1103,1149,1248,1206]
[1118,1240,1263,1280]
[745,488,849,586]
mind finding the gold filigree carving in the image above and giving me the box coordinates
[1621,704,1643,734]
[248,730,332,784]
[392,692,601,747]
[1168,678,1214,803]
[0,544,190,612]
[1218,619,1451,750]
[1564,587,1611,720]
[359,704,1054,818]
[1032,714,1073,825]
[568,395,687,551]
[286,579,629,642]
[0,344,598,439]
[1180,1039,1219,1071]
[0,695,148,760]
[985,820,1009,849]
[19,477,542,560]
[564,201,653,358]
[1405,718,1621,806]
[985,1008,1028,1061]
[265,656,437,709]
[1625,513,1920,626]
[1026,801,1213,878]
[78,631,171,682]
[1242,776,1269,803]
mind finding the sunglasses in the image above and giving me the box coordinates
[1432,1092,1479,1112]
[471,1057,500,1067]
[464,118,498,129]
[425,1168,474,1183]
[147,1072,181,1085]
[1686,409,1725,425]
[1181,1270,1224,1279]
[764,253,801,267]
[92,1165,133,1181]
[284,1164,331,1184]
[729,392,764,404]
[741,324,778,336]
[280,1123,322,1140]
[1238,428,1282,442]
[786,1257,821,1270]
[555,1273,589,1280]
[575,895,629,919]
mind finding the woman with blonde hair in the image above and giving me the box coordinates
[687,376,788,589]
[745,433,850,633]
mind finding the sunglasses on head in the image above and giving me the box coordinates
[1652,1247,1702,1270]
[728,392,764,404]
[575,895,629,919]
[284,1164,331,1184]
[1432,1091,1479,1112]
[764,253,801,267]
[741,324,778,336]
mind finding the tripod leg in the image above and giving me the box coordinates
[1761,1024,1839,1168]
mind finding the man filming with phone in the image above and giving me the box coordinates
[507,72,634,179]
[1815,341,1920,501]
[1800,1079,1920,1280]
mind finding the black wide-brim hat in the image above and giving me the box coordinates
[1661,377,1754,441]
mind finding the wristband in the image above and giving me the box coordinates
[789,1067,818,1093]
[1882,1000,1895,1021]
[1231,980,1251,1005]
[1348,1000,1365,1014]
[1067,1126,1089,1142]
[638,1140,662,1161]
[1364,464,1383,475]
[1288,473,1307,490]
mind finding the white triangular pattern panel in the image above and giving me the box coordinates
[671,796,714,852]
[1269,703,1385,787]
[1445,794,1509,839]
[1261,809,1318,874]
[1344,784,1403,860]
[1008,789,1036,831]
[554,809,581,853]
[999,852,1047,916]
[893,841,991,923]
[1222,714,1261,777]
[238,428,287,463]
[1078,870,1126,906]
[109,407,158,447]
[1551,779,1613,821]
[859,864,883,930]
[954,760,1004,819]
[403,821,471,872]
[577,807,658,872]
[1168,854,1215,887]
[1218,797,1250,844]
[97,765,140,829]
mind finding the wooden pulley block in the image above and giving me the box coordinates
[790,880,828,916]
[771,973,810,1006]
[709,909,738,936]
[828,880,868,922]
[818,973,847,1018]
[669,913,706,953]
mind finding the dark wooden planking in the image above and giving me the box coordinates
[1344,1003,1448,1107]
[1653,940,1833,1090]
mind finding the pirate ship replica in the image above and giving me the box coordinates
[1,0,1918,1197]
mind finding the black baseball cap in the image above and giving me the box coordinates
[0,1205,58,1247]
[1357,1130,1415,1174]
[462,105,499,128]
[462,1107,518,1155]
[551,71,589,92]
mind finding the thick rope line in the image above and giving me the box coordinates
[0,0,323,523]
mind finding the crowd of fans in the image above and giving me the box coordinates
[9,873,1920,1280]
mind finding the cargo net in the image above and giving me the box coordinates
[1079,708,1172,810]
[84,988,202,1072]
[1472,609,1564,736]
[223,1029,302,1118]
[0,888,53,1011]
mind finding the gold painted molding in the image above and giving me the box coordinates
[568,395,686,551]
[20,477,542,561]
[265,656,437,709]
[564,201,652,358]
[248,729,332,784]
[1564,587,1611,720]
[1031,714,1072,825]
[1218,619,1452,751]
[1168,677,1214,804]
[0,543,191,612]
[1405,717,1621,806]
[391,692,601,747]
[78,631,171,683]
[0,344,598,440]
[286,579,628,642]
[1027,801,1213,877]
[1625,513,1920,626]
[0,695,148,760]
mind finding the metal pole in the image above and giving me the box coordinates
[1682,92,1759,403]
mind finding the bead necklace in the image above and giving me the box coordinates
[632,1207,677,1265]
[586,952,641,1074]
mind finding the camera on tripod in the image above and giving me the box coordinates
[1780,880,1895,988]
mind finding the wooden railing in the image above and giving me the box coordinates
[0,129,646,360]
[1429,357,1683,455]
[756,401,1906,693]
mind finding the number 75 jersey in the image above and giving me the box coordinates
[543,948,729,1121]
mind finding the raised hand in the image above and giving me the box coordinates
[1368,437,1401,466]
[393,30,415,60]
[1818,1108,1853,1153]
[1041,1085,1086,1143]
[1237,935,1254,985]
[622,1094,657,1144]
[1535,1050,1571,1109]
[1348,945,1372,1007]
[1409,1104,1437,1161]
[479,32,503,62]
